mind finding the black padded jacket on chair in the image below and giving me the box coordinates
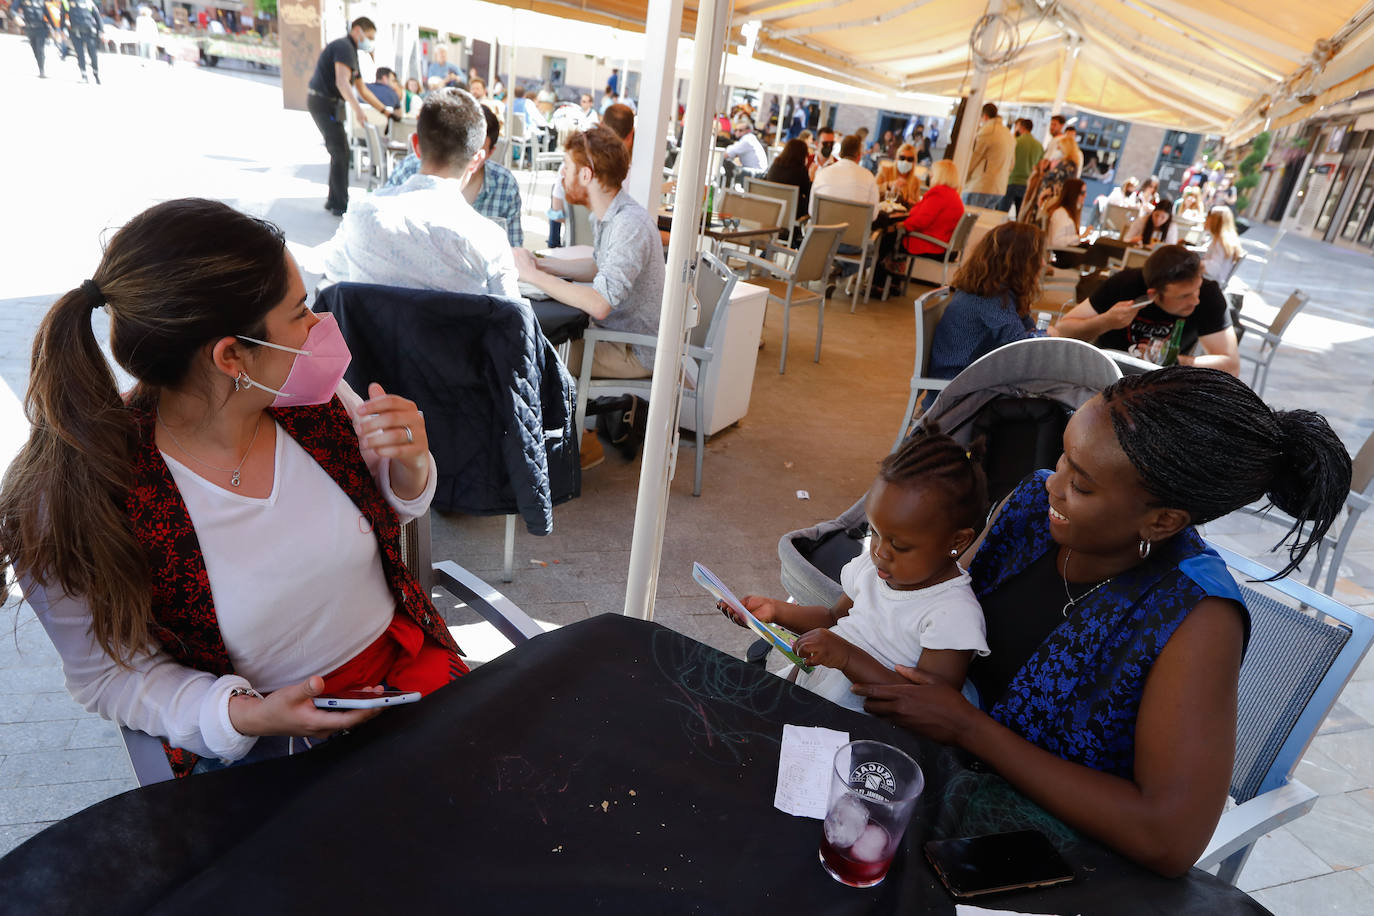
[317,283,579,535]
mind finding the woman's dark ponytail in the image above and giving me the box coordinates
[0,199,289,666]
[1265,409,1352,574]
[2,286,149,662]
[1102,366,1352,579]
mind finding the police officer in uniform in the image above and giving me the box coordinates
[16,0,56,78]
[307,16,399,216]
[62,0,103,84]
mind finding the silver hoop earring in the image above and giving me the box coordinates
[233,372,250,392]
[949,549,958,557]
[1139,539,1152,559]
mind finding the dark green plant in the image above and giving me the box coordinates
[1235,130,1270,214]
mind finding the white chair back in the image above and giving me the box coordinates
[566,203,594,247]
[813,195,873,248]
[719,190,786,233]
[743,176,800,239]
[793,223,847,284]
[690,251,738,351]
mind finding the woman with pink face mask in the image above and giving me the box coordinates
[0,199,464,777]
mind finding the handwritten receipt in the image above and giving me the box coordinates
[774,725,851,818]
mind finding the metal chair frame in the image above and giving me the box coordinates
[1198,542,1374,885]
[742,176,801,246]
[572,252,739,497]
[726,223,847,373]
[813,194,880,311]
[885,211,979,298]
[1234,289,1309,397]
[892,286,955,448]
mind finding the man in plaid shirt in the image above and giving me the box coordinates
[386,105,524,249]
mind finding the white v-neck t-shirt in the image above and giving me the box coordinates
[161,417,396,693]
[35,383,436,762]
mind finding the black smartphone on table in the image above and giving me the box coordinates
[925,829,1075,898]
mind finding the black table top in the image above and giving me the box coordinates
[0,616,1270,916]
[531,298,588,346]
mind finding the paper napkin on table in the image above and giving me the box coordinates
[774,724,850,818]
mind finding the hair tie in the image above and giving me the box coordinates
[81,279,106,310]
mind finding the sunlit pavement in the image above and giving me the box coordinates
[2,33,1374,907]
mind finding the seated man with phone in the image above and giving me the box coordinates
[1053,245,1240,376]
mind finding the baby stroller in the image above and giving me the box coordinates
[777,337,1123,609]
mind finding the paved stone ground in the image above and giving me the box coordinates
[2,33,1374,910]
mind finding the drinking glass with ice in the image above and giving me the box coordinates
[819,740,924,887]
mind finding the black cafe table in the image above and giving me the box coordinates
[531,298,589,347]
[0,616,1270,916]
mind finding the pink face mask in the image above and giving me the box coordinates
[237,313,352,408]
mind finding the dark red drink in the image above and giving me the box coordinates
[819,821,895,887]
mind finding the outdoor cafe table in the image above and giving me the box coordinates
[531,298,589,348]
[657,208,783,250]
[0,616,1269,915]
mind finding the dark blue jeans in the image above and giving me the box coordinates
[190,734,330,775]
[26,28,46,75]
[73,32,99,76]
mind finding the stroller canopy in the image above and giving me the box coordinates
[918,337,1124,446]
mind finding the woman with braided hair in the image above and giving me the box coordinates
[855,366,1351,876]
[719,430,992,713]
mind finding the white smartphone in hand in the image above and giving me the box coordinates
[313,689,421,710]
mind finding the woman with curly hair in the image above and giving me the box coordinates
[927,221,1050,380]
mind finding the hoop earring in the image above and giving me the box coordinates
[233,372,250,393]
[949,549,958,557]
[1138,539,1152,559]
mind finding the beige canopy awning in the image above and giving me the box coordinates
[482,0,1374,140]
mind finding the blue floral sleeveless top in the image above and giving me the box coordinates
[969,471,1246,780]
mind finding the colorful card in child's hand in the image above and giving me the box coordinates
[693,562,814,673]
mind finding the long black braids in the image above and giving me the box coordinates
[880,426,989,533]
[1101,366,1351,578]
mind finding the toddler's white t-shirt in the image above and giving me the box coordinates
[792,550,988,712]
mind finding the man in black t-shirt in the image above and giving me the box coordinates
[1056,245,1240,376]
[307,16,399,216]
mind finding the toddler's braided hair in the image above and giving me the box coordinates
[880,426,989,533]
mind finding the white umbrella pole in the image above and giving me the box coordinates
[952,0,1006,184]
[503,10,518,169]
[622,0,731,621]
[627,0,683,209]
[1050,37,1081,121]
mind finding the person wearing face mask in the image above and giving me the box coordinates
[0,199,458,778]
[307,16,400,217]
[878,142,923,206]
[513,126,665,466]
[810,126,837,180]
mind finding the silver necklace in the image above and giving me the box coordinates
[156,408,263,488]
[1060,549,1115,617]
